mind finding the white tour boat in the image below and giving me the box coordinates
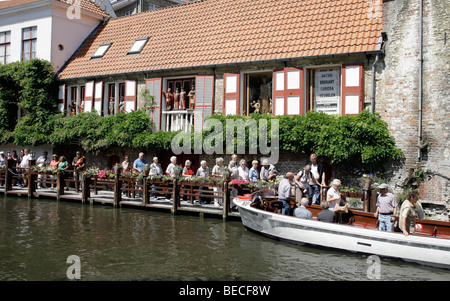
[234,198,450,269]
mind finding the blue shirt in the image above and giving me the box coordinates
[294,206,313,219]
[133,158,147,172]
[249,168,259,181]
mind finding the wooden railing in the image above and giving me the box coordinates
[0,159,379,218]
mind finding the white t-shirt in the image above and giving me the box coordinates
[310,164,320,185]
[327,186,341,211]
[20,154,32,168]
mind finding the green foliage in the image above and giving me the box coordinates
[0,59,58,144]
[205,110,404,166]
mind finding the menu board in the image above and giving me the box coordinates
[314,68,340,115]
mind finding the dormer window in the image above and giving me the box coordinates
[91,43,112,59]
[127,37,148,55]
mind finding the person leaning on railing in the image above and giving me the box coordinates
[49,154,59,189]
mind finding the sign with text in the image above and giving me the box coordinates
[315,68,340,115]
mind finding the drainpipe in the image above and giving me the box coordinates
[371,54,379,114]
[418,0,424,161]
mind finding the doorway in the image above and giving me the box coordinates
[243,72,272,116]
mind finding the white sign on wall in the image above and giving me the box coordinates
[315,68,340,115]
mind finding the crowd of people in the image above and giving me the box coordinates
[0,149,86,190]
[1,149,423,235]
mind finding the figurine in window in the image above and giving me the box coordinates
[163,88,174,110]
[108,97,115,115]
[179,87,187,110]
[173,88,180,110]
[252,100,261,113]
[119,97,125,112]
[69,102,76,116]
[188,84,195,110]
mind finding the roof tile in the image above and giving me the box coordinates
[58,0,382,79]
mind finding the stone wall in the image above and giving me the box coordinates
[376,0,449,219]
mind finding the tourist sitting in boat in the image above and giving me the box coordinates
[399,190,424,236]
[293,197,313,219]
[317,201,335,223]
[249,160,259,182]
[327,179,343,211]
[277,172,295,215]
[374,183,398,232]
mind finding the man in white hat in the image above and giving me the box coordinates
[374,183,398,232]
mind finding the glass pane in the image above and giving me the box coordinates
[275,97,284,116]
[92,44,110,58]
[225,75,237,93]
[287,96,300,115]
[275,72,284,91]
[225,99,236,116]
[345,95,359,114]
[23,28,30,40]
[129,39,147,53]
[0,33,4,44]
[345,65,360,87]
[31,27,37,38]
[31,40,36,58]
[5,31,10,43]
[287,70,300,90]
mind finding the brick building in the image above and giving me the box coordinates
[55,0,449,216]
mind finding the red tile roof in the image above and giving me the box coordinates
[0,0,109,17]
[58,0,383,80]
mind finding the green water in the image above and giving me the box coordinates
[0,196,449,281]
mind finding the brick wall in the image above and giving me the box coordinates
[378,0,450,213]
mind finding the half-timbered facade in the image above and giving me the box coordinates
[57,0,383,129]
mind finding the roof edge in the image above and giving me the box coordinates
[58,49,383,81]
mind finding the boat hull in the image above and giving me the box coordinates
[235,199,450,269]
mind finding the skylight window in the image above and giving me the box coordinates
[91,43,111,59]
[127,37,148,55]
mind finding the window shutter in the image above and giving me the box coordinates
[272,67,303,116]
[58,84,65,113]
[94,81,103,115]
[124,79,137,112]
[342,63,364,115]
[145,78,162,131]
[194,75,214,131]
[84,81,94,112]
[223,73,240,116]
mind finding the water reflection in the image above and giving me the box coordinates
[0,196,449,281]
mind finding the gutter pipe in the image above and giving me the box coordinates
[371,53,379,114]
[418,0,423,161]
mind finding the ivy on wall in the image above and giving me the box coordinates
[0,59,404,165]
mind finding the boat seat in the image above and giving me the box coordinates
[268,200,283,214]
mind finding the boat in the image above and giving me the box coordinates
[234,196,450,269]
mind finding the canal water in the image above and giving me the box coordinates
[0,196,449,281]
